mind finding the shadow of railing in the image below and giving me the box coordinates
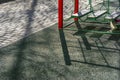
[74,21,91,50]
[63,18,120,71]
[71,60,120,70]
[71,37,120,70]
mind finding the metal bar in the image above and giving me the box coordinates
[58,0,63,29]
[107,0,110,14]
[58,0,71,65]
[74,0,79,21]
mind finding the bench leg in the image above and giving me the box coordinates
[110,21,117,31]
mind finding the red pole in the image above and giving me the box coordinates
[74,0,79,21]
[58,0,63,29]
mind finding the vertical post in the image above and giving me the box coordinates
[119,0,120,7]
[58,0,71,65]
[107,0,110,14]
[74,0,79,21]
[58,0,63,29]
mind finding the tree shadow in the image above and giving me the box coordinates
[2,0,73,79]
[9,0,38,80]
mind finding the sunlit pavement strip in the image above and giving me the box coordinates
[0,0,104,48]
[0,0,59,48]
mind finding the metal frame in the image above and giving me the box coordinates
[58,0,79,29]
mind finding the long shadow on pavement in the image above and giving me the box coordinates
[71,36,120,70]
[9,0,38,80]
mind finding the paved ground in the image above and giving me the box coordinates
[0,0,119,80]
[0,21,119,80]
[0,0,59,48]
[0,0,107,48]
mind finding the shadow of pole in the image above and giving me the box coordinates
[74,21,91,50]
[59,29,71,65]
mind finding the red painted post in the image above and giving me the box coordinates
[58,0,63,29]
[74,0,79,21]
[58,0,71,65]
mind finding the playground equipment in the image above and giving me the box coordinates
[72,0,120,21]
[58,0,120,65]
[72,0,107,19]
[58,0,120,34]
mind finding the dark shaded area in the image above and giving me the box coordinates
[108,34,120,41]
[0,0,119,79]
[74,21,91,50]
[71,38,120,70]
[94,40,110,66]
[0,26,72,80]
[59,29,71,65]
[2,0,72,79]
[63,20,120,71]
[71,60,120,70]
[0,0,15,4]
[77,39,87,62]
[73,25,96,35]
